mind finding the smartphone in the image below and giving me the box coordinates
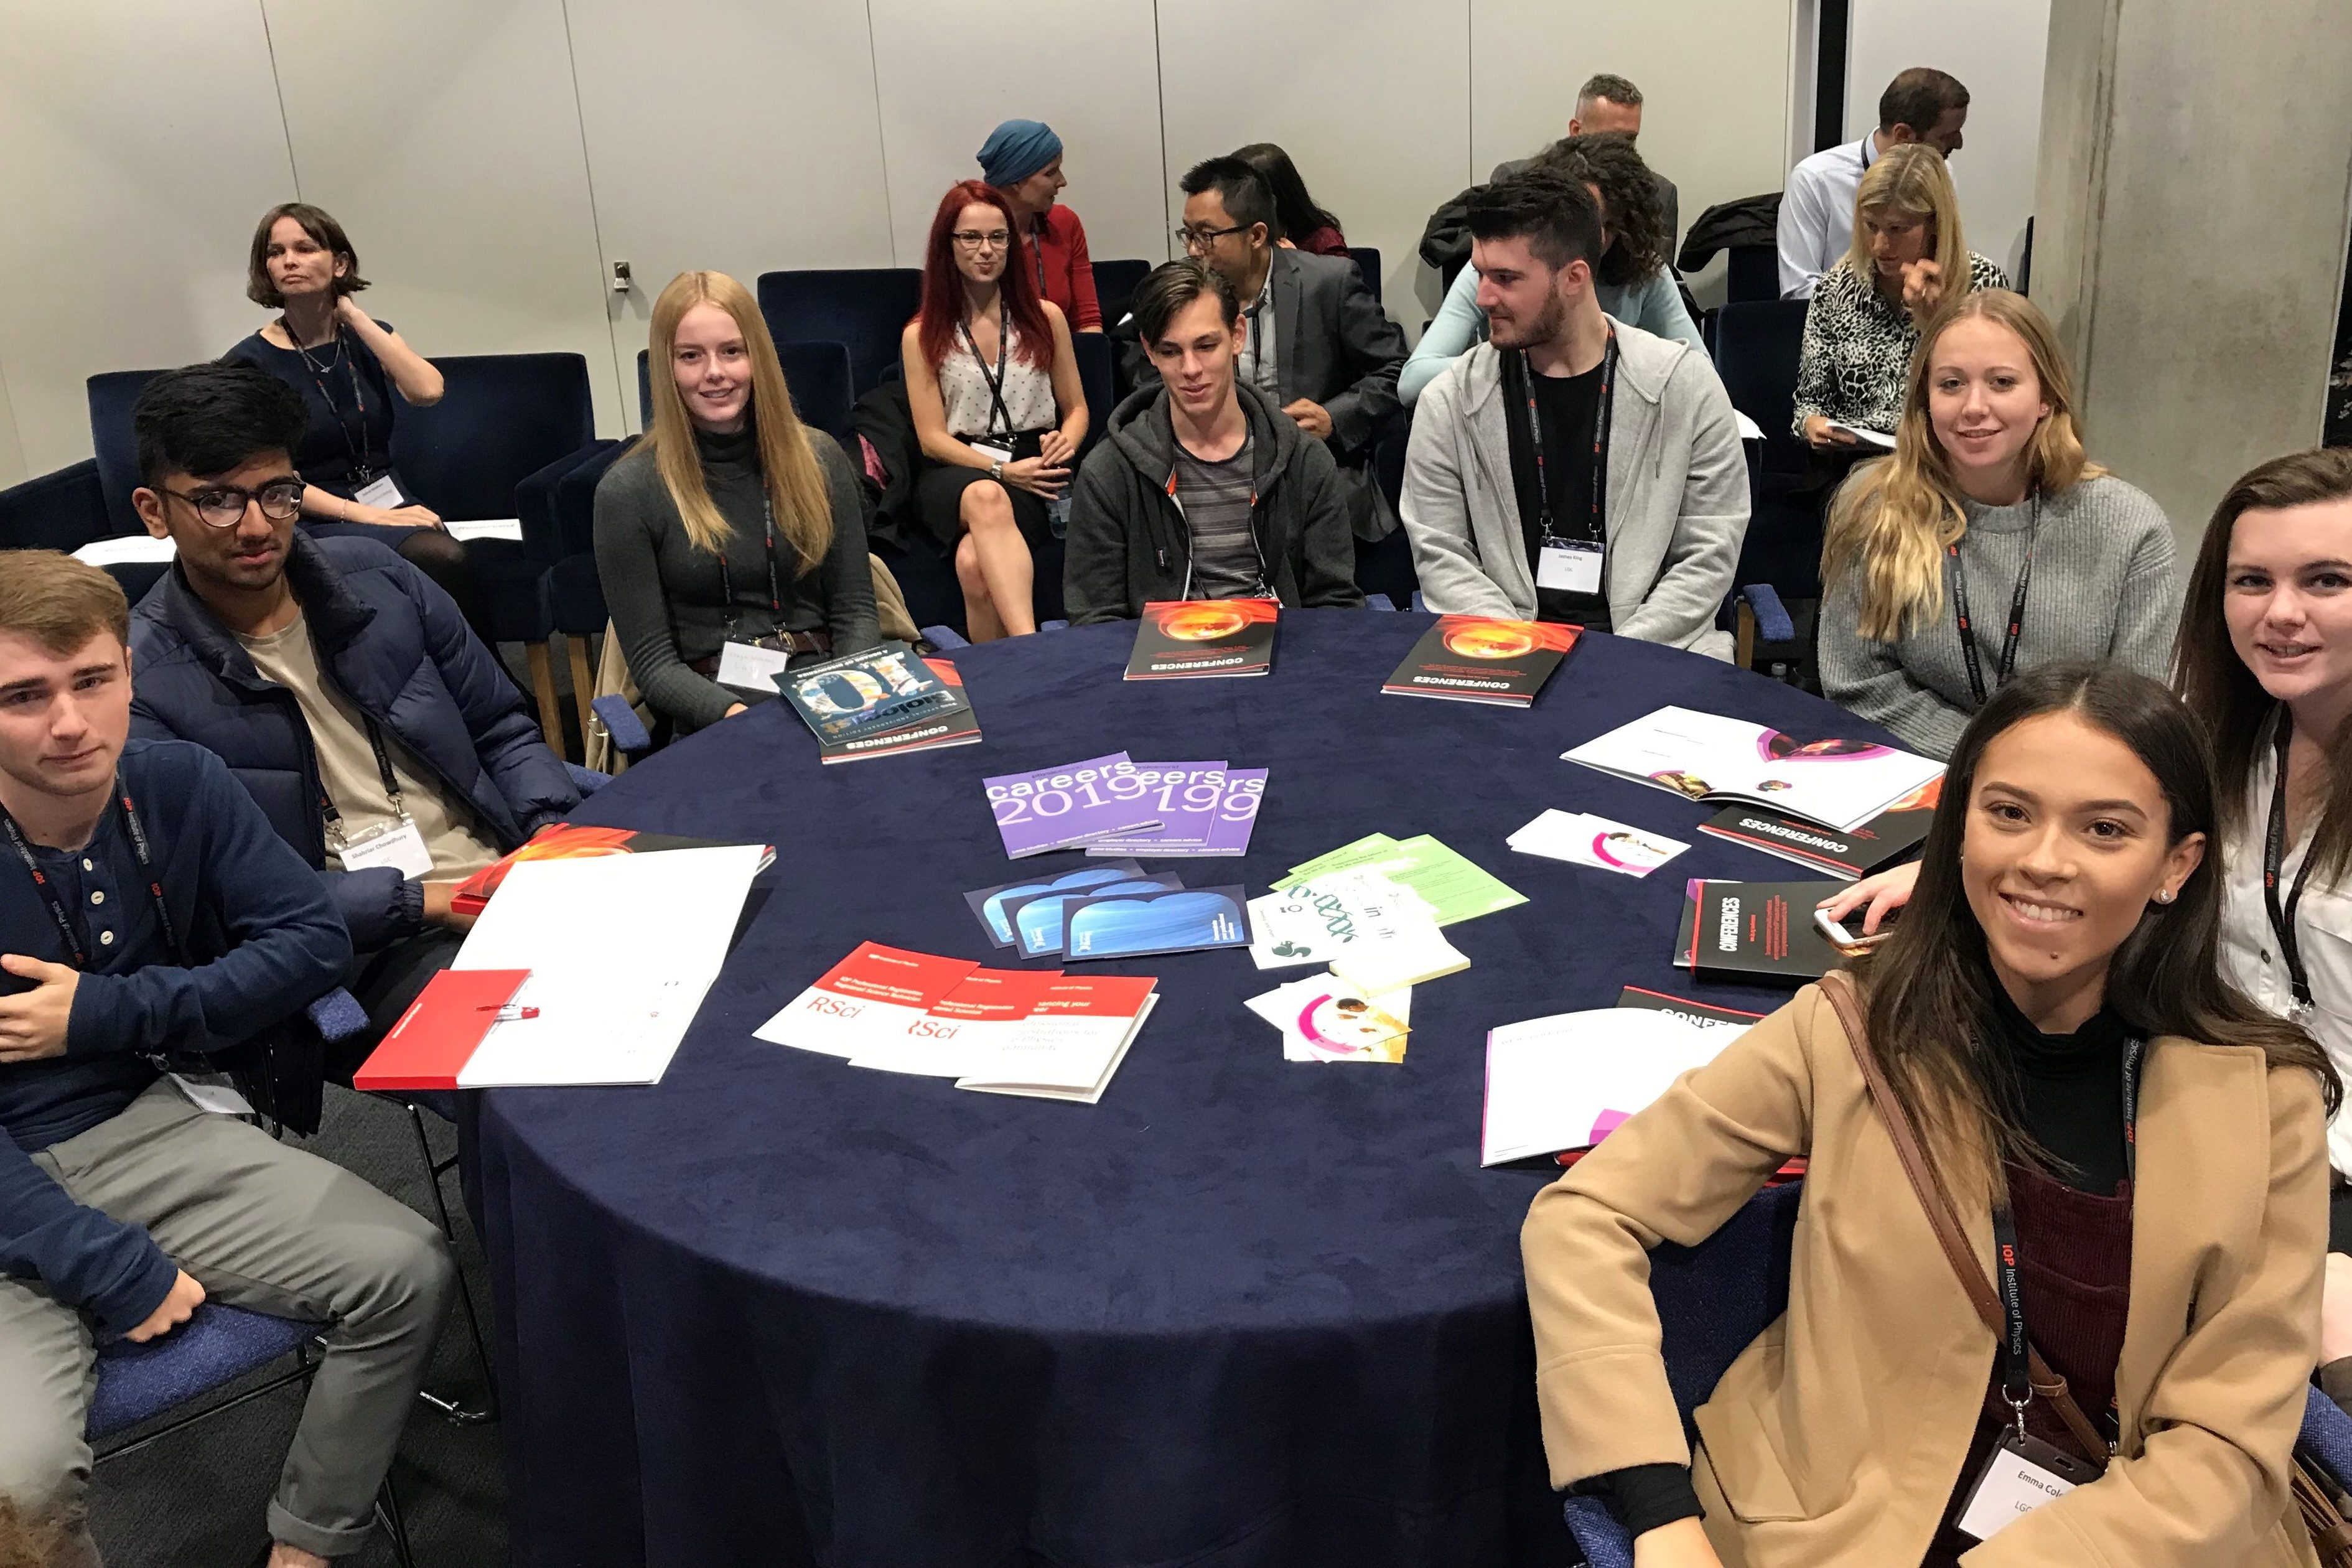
[1814,905,1898,951]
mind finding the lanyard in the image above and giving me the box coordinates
[2264,712,2319,1015]
[1,780,184,971]
[1519,327,1617,548]
[319,717,407,841]
[715,497,786,641]
[958,302,1016,442]
[1949,494,2040,709]
[1992,1034,2143,1437]
[285,320,379,484]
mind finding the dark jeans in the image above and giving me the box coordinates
[334,926,467,1084]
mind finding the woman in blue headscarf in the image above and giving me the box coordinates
[977,118,1101,334]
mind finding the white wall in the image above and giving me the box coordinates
[1844,0,2049,285]
[0,1,1806,475]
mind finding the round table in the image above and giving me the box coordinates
[474,610,1898,1568]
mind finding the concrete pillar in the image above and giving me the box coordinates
[2032,0,2352,556]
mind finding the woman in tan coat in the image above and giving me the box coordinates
[1524,661,2337,1567]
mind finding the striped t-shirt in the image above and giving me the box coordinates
[1172,439,1263,599]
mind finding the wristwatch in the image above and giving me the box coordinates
[989,459,1005,482]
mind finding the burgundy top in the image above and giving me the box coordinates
[1294,225,1348,258]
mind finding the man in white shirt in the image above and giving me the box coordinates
[1776,67,1969,299]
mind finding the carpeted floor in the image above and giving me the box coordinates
[88,1086,510,1567]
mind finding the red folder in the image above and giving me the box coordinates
[352,969,531,1092]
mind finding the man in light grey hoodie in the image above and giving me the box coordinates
[1401,171,1748,659]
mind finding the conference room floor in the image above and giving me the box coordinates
[88,1085,508,1568]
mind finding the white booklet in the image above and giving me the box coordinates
[447,844,765,1086]
[1562,704,1943,832]
[958,992,1160,1104]
[1480,1007,1737,1166]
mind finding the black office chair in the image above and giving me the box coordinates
[1724,245,1781,305]
[1090,258,1151,331]
[756,269,923,397]
[1345,246,1383,305]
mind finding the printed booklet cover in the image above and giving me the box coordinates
[1679,879,1846,983]
[1086,765,1268,858]
[1381,616,1580,707]
[819,658,982,763]
[781,641,966,743]
[1563,705,1943,832]
[1124,599,1278,680]
[450,823,775,917]
[1696,775,1941,879]
[1060,884,1253,959]
[985,752,1162,858]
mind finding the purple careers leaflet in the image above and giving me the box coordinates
[984,752,1164,858]
[1088,767,1267,857]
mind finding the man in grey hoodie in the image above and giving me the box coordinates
[1064,261,1364,623]
[1401,172,1748,659]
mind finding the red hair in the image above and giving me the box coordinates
[915,180,1053,373]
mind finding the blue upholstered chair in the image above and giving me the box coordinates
[1073,331,1114,459]
[0,459,114,552]
[1557,1183,2352,1563]
[1346,246,1383,305]
[1090,258,1151,332]
[90,1302,417,1568]
[1724,245,1780,306]
[1712,300,1823,637]
[756,269,925,398]
[86,370,169,536]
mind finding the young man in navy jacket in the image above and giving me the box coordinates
[124,364,579,1061]
[0,550,453,1567]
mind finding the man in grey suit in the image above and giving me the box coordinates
[1159,156,1408,542]
[1491,73,1679,252]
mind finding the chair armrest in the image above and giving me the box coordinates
[1561,1495,1636,1568]
[1738,583,1794,645]
[2302,1382,2352,1490]
[565,762,612,793]
[922,625,971,650]
[590,694,652,757]
[305,989,370,1045]
[1363,593,1397,612]
[1039,619,1068,632]
[1409,590,1427,613]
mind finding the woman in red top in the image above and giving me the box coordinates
[978,119,1101,334]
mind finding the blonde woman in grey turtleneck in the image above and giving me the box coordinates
[1818,290,2175,759]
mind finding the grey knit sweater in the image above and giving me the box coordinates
[1819,472,2178,759]
[594,427,879,734]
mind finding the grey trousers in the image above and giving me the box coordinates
[0,1078,456,1561]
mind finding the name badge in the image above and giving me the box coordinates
[1537,539,1603,595]
[168,1071,256,1118]
[969,443,1014,469]
[714,638,796,696]
[352,474,406,511]
[338,815,435,880]
[1955,1431,2098,1541]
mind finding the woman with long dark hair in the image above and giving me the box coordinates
[1233,142,1346,256]
[1399,133,1701,404]
[1530,662,2335,1567]
[900,180,1087,640]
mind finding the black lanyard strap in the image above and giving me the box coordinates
[1992,1032,2142,1439]
[319,717,406,838]
[1519,326,1617,548]
[286,320,380,484]
[716,497,787,642]
[1949,493,2040,709]
[958,302,1017,442]
[2264,712,2320,1014]
[1,779,184,970]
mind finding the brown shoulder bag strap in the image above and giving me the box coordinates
[1816,971,2112,1470]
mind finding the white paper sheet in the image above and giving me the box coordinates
[1480,1008,1732,1165]
[72,536,176,567]
[441,518,525,541]
[449,844,763,1086]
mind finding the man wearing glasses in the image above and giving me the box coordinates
[1162,156,1407,545]
[123,364,577,1060]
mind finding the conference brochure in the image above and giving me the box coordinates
[1562,705,1944,832]
[447,822,775,918]
[1084,763,1269,858]
[778,640,968,744]
[1244,973,1413,1064]
[1123,599,1279,680]
[1381,615,1581,706]
[986,752,1163,857]
[1480,1006,1735,1166]
[1508,810,1689,877]
[1673,878,1847,983]
[1696,776,1941,880]
[818,657,983,763]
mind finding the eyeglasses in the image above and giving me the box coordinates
[163,478,305,529]
[951,230,1012,252]
[1175,223,1247,253]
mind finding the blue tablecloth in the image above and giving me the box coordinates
[475,610,1898,1568]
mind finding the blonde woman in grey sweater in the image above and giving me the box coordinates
[1818,289,2176,758]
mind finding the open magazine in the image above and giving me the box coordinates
[1562,705,1943,833]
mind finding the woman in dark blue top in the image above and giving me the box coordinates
[222,203,485,633]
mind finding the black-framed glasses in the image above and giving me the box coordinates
[163,478,306,529]
[1176,223,1246,253]
[951,229,1012,251]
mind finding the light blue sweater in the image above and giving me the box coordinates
[1399,264,1704,406]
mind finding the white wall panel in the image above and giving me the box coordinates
[0,1,295,474]
[261,0,625,432]
[566,0,894,430]
[1154,0,1470,332]
[1472,0,1798,299]
[868,0,1169,276]
[1845,0,2048,284]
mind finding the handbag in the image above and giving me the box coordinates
[1816,972,2352,1562]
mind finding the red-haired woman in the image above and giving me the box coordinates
[900,180,1088,640]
